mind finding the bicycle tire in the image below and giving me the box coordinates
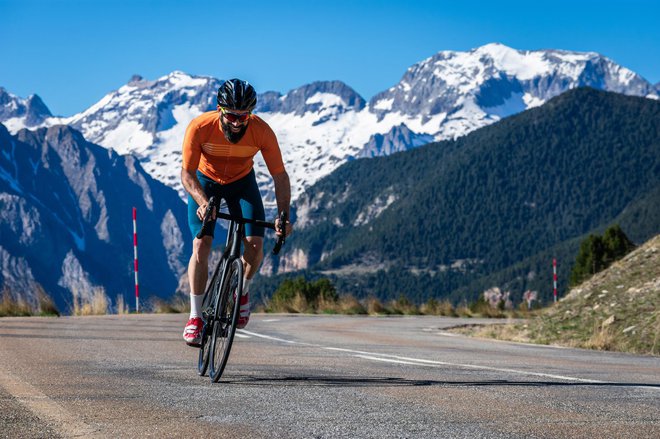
[208,258,244,382]
[197,260,225,376]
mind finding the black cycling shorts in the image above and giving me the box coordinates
[187,169,265,239]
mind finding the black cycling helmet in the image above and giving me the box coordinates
[217,78,257,111]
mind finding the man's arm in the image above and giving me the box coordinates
[272,171,291,216]
[181,168,212,220]
[272,171,293,237]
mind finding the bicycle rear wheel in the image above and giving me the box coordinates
[197,262,224,376]
[208,258,243,382]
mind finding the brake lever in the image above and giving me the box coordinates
[272,211,287,255]
[195,196,217,240]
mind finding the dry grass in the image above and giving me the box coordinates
[289,292,313,313]
[452,235,660,355]
[365,296,387,315]
[264,292,523,318]
[0,286,59,317]
[315,295,340,314]
[469,299,509,318]
[453,322,533,344]
[36,287,60,316]
[585,324,617,351]
[0,289,32,316]
[336,295,367,314]
[455,304,474,318]
[151,292,190,314]
[115,294,129,315]
[72,288,109,316]
[266,294,409,316]
[265,292,301,313]
[387,296,419,315]
[265,292,369,315]
[420,299,456,316]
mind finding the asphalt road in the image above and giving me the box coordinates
[0,313,658,438]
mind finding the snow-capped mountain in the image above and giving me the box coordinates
[0,87,52,130]
[368,43,657,138]
[62,72,223,190]
[2,43,658,209]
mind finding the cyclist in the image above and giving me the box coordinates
[181,78,292,346]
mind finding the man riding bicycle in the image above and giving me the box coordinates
[181,78,292,346]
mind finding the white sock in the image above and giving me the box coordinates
[242,277,252,297]
[190,293,204,318]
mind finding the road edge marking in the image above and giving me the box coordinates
[0,367,104,438]
[243,330,660,390]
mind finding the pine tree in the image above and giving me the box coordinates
[602,224,635,265]
[570,235,603,286]
[570,225,635,286]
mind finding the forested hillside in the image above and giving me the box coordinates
[259,88,660,305]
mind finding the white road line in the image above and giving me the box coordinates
[325,347,605,383]
[355,355,425,366]
[234,332,251,338]
[244,331,660,389]
[238,329,313,345]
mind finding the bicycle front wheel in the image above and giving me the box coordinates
[197,277,217,375]
[208,258,243,382]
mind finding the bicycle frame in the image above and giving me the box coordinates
[196,196,287,381]
[209,219,243,325]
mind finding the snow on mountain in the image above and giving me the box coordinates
[2,44,658,210]
[368,43,658,137]
[54,72,223,191]
[358,124,435,158]
[0,87,52,132]
[256,44,657,204]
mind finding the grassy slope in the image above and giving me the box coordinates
[457,234,660,355]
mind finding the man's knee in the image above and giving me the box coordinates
[246,236,263,250]
[243,236,264,262]
[192,236,213,263]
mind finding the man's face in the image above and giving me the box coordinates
[218,106,250,143]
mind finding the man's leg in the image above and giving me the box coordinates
[223,170,265,329]
[189,236,213,297]
[242,236,264,280]
[237,236,263,329]
[183,235,213,346]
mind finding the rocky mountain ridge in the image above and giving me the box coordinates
[1,43,657,208]
[0,123,190,312]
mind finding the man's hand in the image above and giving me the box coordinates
[196,201,216,222]
[274,217,293,238]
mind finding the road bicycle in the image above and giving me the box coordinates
[195,196,286,382]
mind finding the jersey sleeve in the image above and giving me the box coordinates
[182,119,202,172]
[259,122,286,176]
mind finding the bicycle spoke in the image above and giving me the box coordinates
[208,258,243,382]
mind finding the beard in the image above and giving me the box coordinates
[221,119,248,144]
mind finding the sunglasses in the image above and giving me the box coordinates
[220,107,251,123]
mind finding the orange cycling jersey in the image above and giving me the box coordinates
[182,111,285,184]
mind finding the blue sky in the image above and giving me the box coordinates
[1,0,658,116]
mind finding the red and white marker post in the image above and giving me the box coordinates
[553,258,558,303]
[133,207,140,313]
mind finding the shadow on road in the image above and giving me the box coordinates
[222,375,660,389]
